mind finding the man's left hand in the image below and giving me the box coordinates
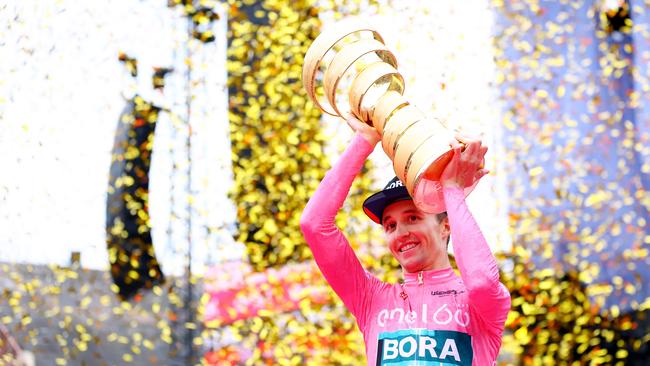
[440,136,489,189]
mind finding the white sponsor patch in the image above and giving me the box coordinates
[377,304,470,328]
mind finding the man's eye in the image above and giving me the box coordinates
[408,215,418,222]
[384,222,396,231]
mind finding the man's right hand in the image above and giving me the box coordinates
[343,112,381,147]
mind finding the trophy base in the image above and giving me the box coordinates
[412,154,479,214]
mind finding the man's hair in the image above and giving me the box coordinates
[435,212,451,246]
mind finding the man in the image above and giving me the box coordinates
[300,113,511,365]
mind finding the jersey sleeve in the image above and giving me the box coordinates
[299,134,379,328]
[443,186,511,331]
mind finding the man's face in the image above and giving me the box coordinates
[381,200,450,273]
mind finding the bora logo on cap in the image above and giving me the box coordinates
[386,180,404,190]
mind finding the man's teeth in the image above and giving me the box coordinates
[399,243,418,252]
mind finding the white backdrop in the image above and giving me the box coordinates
[0,0,239,274]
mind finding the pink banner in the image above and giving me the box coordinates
[203,261,331,325]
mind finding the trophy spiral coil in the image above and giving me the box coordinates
[302,23,476,213]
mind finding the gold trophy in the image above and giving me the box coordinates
[302,23,477,213]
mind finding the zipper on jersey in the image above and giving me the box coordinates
[416,272,424,363]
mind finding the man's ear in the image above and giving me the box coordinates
[441,216,451,243]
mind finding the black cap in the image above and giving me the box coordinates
[362,177,412,224]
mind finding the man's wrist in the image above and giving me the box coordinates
[357,132,380,147]
[442,181,462,189]
[442,184,464,194]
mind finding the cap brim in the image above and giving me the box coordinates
[362,186,411,224]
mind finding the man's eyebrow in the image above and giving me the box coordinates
[383,209,420,222]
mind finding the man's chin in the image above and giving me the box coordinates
[401,261,424,274]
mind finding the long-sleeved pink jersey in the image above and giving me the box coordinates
[300,135,511,366]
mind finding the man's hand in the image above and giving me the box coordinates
[343,112,381,147]
[441,136,489,189]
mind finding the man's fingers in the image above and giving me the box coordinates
[463,140,479,157]
[449,134,463,149]
[344,111,362,123]
[454,132,482,145]
[479,145,488,158]
[451,145,462,162]
[474,169,490,182]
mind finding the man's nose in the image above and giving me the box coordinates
[395,223,410,237]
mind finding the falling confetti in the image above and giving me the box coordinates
[225,0,376,273]
[492,0,650,364]
[1,0,648,365]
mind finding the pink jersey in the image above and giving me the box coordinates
[300,134,511,366]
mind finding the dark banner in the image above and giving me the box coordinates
[106,96,164,300]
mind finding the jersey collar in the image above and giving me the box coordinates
[402,267,456,285]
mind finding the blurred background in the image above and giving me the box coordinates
[0,0,648,365]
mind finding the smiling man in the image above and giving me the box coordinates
[300,114,511,365]
[378,196,450,273]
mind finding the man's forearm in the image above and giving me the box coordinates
[443,186,510,316]
[299,133,376,317]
